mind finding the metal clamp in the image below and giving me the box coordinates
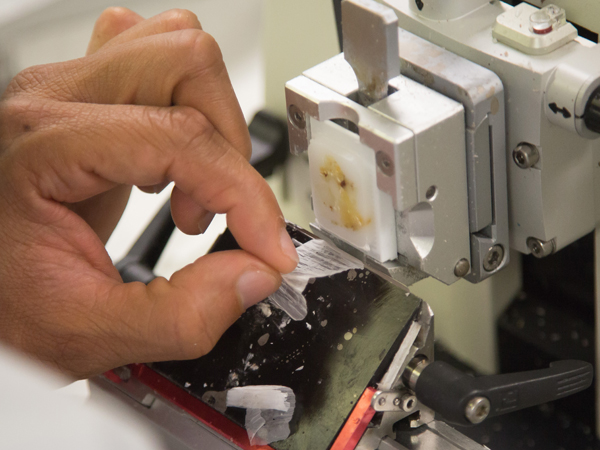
[372,390,418,413]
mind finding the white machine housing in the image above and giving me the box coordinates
[388,0,600,256]
[286,0,600,287]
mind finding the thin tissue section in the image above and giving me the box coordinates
[267,239,364,321]
[203,385,296,445]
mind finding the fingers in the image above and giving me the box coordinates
[171,37,251,160]
[72,8,206,241]
[170,186,214,235]
[6,101,298,273]
[106,250,281,365]
[9,27,250,159]
[87,7,144,56]
[0,7,293,382]
[96,9,202,52]
[85,9,250,157]
[3,246,281,378]
[63,7,141,242]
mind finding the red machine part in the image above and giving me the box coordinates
[108,364,273,450]
[107,365,377,450]
[330,387,377,450]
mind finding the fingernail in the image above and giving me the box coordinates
[237,271,280,310]
[280,227,299,267]
[198,212,215,234]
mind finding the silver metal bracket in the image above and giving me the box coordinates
[342,0,400,105]
[357,302,437,449]
[398,28,510,282]
[286,68,471,284]
[372,390,417,413]
[286,24,506,284]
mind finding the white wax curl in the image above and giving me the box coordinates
[267,240,364,321]
[225,386,296,446]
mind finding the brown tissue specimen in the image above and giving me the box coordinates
[319,156,371,231]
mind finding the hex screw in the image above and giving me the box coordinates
[376,151,395,176]
[513,143,540,169]
[465,397,491,424]
[399,394,417,413]
[378,397,387,406]
[288,104,306,130]
[393,398,401,407]
[527,237,555,258]
[454,258,470,278]
[483,245,504,272]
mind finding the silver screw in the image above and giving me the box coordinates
[527,237,555,258]
[513,143,539,169]
[454,258,470,278]
[288,105,306,130]
[378,397,387,406]
[399,394,417,413]
[393,397,401,407]
[465,396,491,424]
[376,151,395,176]
[483,245,504,272]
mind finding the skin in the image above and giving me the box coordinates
[0,8,298,379]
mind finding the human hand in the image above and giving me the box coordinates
[0,8,298,378]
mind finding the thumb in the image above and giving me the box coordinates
[107,250,281,366]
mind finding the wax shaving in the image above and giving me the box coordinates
[227,386,296,445]
[226,385,291,411]
[267,240,363,320]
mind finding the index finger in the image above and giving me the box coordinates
[11,28,251,160]
[5,100,298,274]
[96,9,202,52]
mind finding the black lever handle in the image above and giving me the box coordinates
[404,358,593,426]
